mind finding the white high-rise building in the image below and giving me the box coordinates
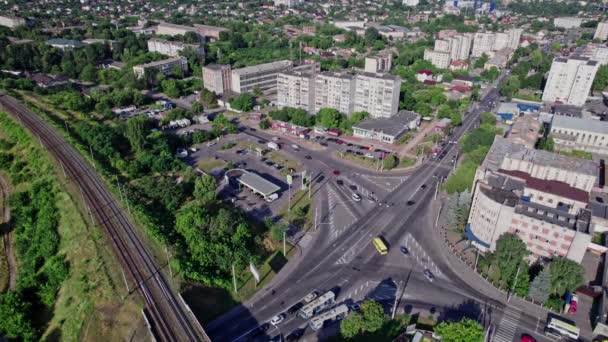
[448,34,473,61]
[506,28,523,50]
[403,0,419,6]
[314,72,356,115]
[542,57,599,107]
[595,22,608,41]
[434,39,451,52]
[471,32,496,57]
[276,71,315,113]
[493,32,509,51]
[424,49,451,69]
[354,72,401,119]
[364,51,392,73]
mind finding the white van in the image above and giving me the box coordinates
[265,193,279,202]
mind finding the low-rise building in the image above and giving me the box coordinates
[595,22,608,41]
[202,64,231,95]
[147,38,203,57]
[550,115,608,155]
[506,113,541,148]
[46,38,86,50]
[496,102,520,121]
[132,57,188,79]
[352,110,420,144]
[0,15,26,28]
[554,17,583,29]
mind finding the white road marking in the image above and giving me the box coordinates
[493,306,521,342]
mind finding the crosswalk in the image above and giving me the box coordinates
[360,174,408,192]
[493,306,521,342]
[403,233,444,279]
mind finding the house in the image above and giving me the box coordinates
[352,110,420,144]
[435,118,452,132]
[452,76,474,87]
[28,73,70,88]
[416,70,434,83]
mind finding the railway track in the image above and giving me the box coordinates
[0,94,210,342]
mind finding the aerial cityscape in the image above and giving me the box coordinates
[2,0,608,341]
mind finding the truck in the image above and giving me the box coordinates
[267,142,280,150]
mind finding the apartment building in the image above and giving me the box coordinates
[274,0,303,7]
[231,60,293,97]
[471,29,521,58]
[314,72,356,115]
[542,57,599,106]
[133,57,188,79]
[448,34,473,61]
[471,32,495,57]
[577,43,608,65]
[364,51,393,73]
[155,22,227,41]
[550,115,608,155]
[424,49,451,69]
[202,64,232,95]
[595,22,608,41]
[554,17,583,29]
[147,38,204,57]
[192,24,228,40]
[467,137,596,263]
[276,71,315,112]
[0,14,26,28]
[354,72,401,118]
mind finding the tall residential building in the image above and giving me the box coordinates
[0,15,26,28]
[506,28,523,50]
[132,57,188,79]
[595,22,608,41]
[434,39,451,52]
[466,137,597,263]
[314,72,356,115]
[554,17,583,29]
[202,64,232,95]
[147,38,204,57]
[542,57,599,106]
[550,115,608,155]
[364,51,393,73]
[577,43,608,65]
[448,34,473,61]
[231,60,293,96]
[354,72,401,119]
[424,49,451,69]
[471,32,496,57]
[276,71,315,112]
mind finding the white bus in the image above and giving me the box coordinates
[299,291,336,319]
[546,316,580,340]
[309,304,349,331]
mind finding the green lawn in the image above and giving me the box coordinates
[197,158,226,173]
[220,142,238,150]
[334,151,379,170]
[267,151,300,176]
[397,157,416,168]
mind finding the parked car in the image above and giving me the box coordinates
[207,141,217,147]
[270,313,286,326]
[272,136,280,141]
[333,170,340,176]
[352,193,361,202]
[305,155,312,160]
[336,179,344,186]
[400,246,409,255]
[304,291,318,302]
[349,303,361,312]
[520,334,536,342]
[287,302,304,315]
[285,329,305,342]
[569,294,578,314]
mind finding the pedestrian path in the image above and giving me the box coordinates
[493,306,521,342]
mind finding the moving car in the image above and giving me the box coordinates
[400,246,409,255]
[270,313,286,325]
[207,141,217,147]
[333,170,340,176]
[352,193,361,202]
[372,236,388,255]
[407,200,415,206]
[304,291,319,303]
[568,294,578,314]
[336,179,344,186]
[287,302,304,315]
[423,269,434,282]
[520,334,536,342]
[285,328,305,342]
[305,155,312,159]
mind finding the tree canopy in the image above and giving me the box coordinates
[434,319,484,342]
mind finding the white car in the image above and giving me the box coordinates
[207,141,217,147]
[272,136,280,141]
[189,147,198,152]
[270,313,285,326]
[303,291,318,303]
[352,193,361,202]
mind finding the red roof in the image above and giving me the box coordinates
[423,80,437,85]
[452,85,471,92]
[418,70,433,75]
[498,169,589,203]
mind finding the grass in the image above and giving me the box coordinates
[267,151,300,176]
[0,234,6,293]
[220,141,238,150]
[514,91,542,102]
[278,189,313,230]
[0,111,144,341]
[396,132,413,145]
[559,149,593,160]
[197,158,226,173]
[397,157,416,168]
[334,151,379,170]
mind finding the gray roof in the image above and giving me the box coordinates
[135,57,186,68]
[497,102,519,115]
[353,110,420,137]
[46,38,85,47]
[237,171,280,196]
[551,115,608,135]
[204,64,230,71]
[356,71,401,81]
[232,60,292,76]
[482,136,597,176]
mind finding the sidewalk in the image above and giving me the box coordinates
[397,119,438,159]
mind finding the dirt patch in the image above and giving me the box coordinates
[0,174,16,292]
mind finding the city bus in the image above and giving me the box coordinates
[545,316,580,340]
[372,236,388,255]
[299,291,336,319]
[309,304,349,331]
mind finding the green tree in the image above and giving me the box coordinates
[162,79,182,98]
[0,292,37,341]
[340,312,364,339]
[437,104,452,119]
[434,319,484,342]
[491,233,528,289]
[364,27,381,43]
[259,119,270,129]
[230,93,254,112]
[270,221,289,242]
[80,64,98,82]
[382,154,398,170]
[360,299,385,332]
[593,64,608,90]
[252,85,263,98]
[193,175,217,203]
[538,136,554,151]
[548,257,585,296]
[125,115,148,153]
[474,54,489,69]
[531,49,543,68]
[317,108,343,128]
[450,112,462,126]
[500,76,521,100]
[528,267,551,304]
[480,112,496,126]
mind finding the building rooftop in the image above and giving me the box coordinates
[134,57,186,68]
[498,169,589,203]
[148,38,199,48]
[497,102,520,114]
[204,64,230,71]
[237,171,281,196]
[552,115,608,135]
[356,71,401,81]
[232,60,292,76]
[46,38,85,47]
[157,21,196,32]
[353,110,420,137]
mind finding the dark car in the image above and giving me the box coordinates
[421,184,427,189]
[349,185,357,191]
[320,142,328,147]
[285,328,305,342]
[333,170,340,176]
[400,246,409,255]
[250,322,270,338]
[305,155,312,160]
[336,179,344,186]
[287,302,304,315]
[407,200,415,206]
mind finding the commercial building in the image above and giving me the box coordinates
[550,115,608,155]
[466,137,597,263]
[231,60,293,96]
[0,15,26,28]
[595,22,608,41]
[276,70,315,112]
[202,64,231,95]
[147,38,204,57]
[353,72,401,118]
[352,110,420,144]
[542,57,599,106]
[554,17,583,29]
[132,57,188,79]
[226,170,280,200]
[364,51,393,73]
[424,49,451,69]
[314,72,356,115]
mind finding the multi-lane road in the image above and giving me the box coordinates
[205,74,560,342]
[0,93,210,342]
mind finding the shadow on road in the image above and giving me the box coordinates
[437,299,482,323]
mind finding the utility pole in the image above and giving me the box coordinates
[232,264,237,293]
[315,207,318,230]
[283,230,286,256]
